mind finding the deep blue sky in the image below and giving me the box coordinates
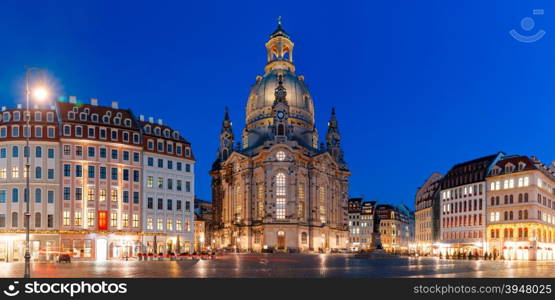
[1,0,554,209]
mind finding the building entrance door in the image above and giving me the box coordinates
[96,239,107,261]
[277,231,285,249]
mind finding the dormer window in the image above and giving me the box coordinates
[72,107,79,113]
[113,118,121,125]
[68,112,75,120]
[116,112,122,118]
[13,111,20,121]
[164,129,170,137]
[102,115,110,124]
[84,108,90,114]
[185,147,191,157]
[144,125,151,134]
[173,131,179,139]
[91,114,99,122]
[79,113,87,121]
[34,112,42,121]
[124,119,131,127]
[147,140,154,150]
[46,112,54,122]
[2,112,10,122]
[154,127,161,136]
[519,162,526,171]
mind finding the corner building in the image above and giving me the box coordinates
[210,22,350,252]
[0,105,60,262]
[140,116,195,254]
[486,155,555,260]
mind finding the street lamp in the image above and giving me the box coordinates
[24,67,50,278]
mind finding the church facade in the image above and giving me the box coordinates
[210,21,350,252]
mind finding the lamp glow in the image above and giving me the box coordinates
[32,86,49,101]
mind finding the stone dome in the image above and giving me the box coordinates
[245,68,315,126]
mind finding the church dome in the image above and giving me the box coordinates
[245,69,314,126]
[245,19,315,127]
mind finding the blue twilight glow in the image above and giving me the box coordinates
[1,0,555,208]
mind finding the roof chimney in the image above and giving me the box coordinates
[111,101,119,109]
[33,104,39,109]
[139,115,144,121]
[1,106,6,112]
[17,104,22,109]
[158,118,163,125]
[148,117,154,123]
[69,96,77,104]
[91,98,98,106]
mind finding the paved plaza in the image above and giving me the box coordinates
[1,254,555,278]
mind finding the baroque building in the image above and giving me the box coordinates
[210,21,350,252]
[0,97,195,262]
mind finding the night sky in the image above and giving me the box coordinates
[1,0,554,208]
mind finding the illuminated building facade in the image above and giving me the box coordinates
[414,172,443,255]
[439,153,504,256]
[0,97,195,262]
[348,198,376,250]
[140,116,195,255]
[486,155,555,260]
[375,204,411,253]
[0,105,60,262]
[58,98,143,260]
[211,22,350,252]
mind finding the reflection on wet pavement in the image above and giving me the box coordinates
[1,254,555,278]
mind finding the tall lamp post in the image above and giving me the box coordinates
[24,67,49,278]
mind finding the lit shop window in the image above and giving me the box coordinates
[176,219,182,231]
[63,211,70,226]
[75,212,82,226]
[132,214,139,228]
[157,219,163,231]
[167,219,173,231]
[524,177,529,186]
[518,178,523,187]
[147,217,153,230]
[87,212,95,227]
[123,213,129,227]
[509,179,514,188]
[111,212,118,227]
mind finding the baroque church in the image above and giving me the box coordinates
[210,20,350,252]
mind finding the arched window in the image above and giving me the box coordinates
[524,193,529,202]
[235,185,242,222]
[35,146,42,158]
[276,173,286,219]
[277,124,284,136]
